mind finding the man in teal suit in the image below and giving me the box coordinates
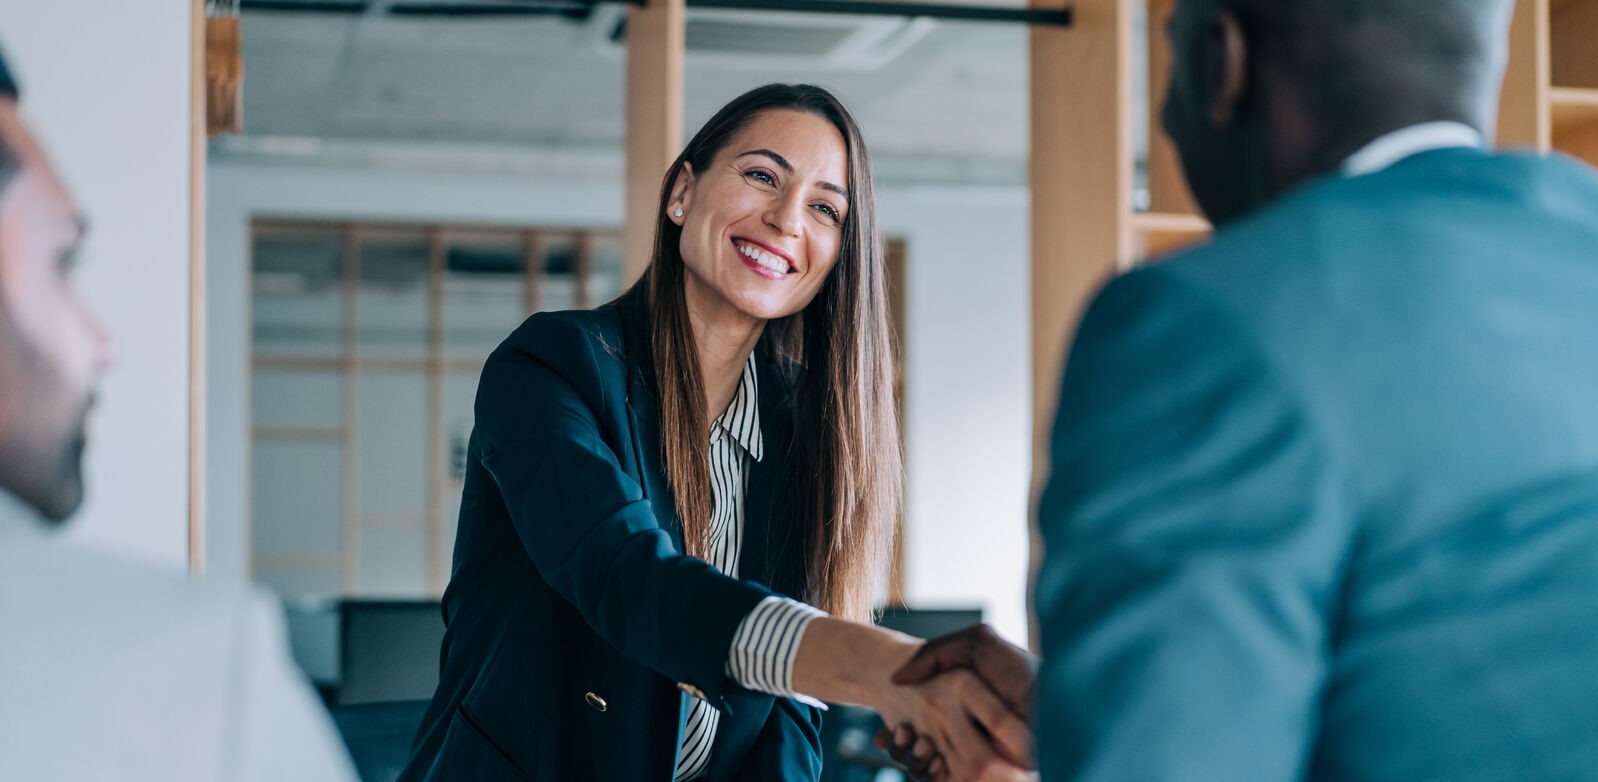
[1036,0,1598,780]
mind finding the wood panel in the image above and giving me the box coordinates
[1552,86,1598,127]
[1133,211,1211,260]
[1143,0,1198,217]
[1029,0,1135,645]
[1499,0,1552,149]
[426,229,447,595]
[189,0,208,573]
[1556,116,1598,165]
[523,230,544,315]
[623,0,685,286]
[340,226,361,594]
[1551,0,1598,88]
[884,238,908,608]
[574,230,594,310]
[1030,0,1133,467]
[1551,86,1598,164]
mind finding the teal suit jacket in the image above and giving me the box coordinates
[1036,148,1598,781]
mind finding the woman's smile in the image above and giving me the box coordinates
[733,237,796,279]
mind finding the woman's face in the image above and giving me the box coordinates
[669,108,850,325]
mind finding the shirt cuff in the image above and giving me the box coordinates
[725,596,829,710]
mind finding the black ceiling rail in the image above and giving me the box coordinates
[240,0,1074,27]
[683,0,1071,27]
[387,2,601,16]
[241,0,369,12]
[240,0,609,15]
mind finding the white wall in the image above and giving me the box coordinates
[1,3,194,568]
[882,188,1032,643]
[208,158,1032,642]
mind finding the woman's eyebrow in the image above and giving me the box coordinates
[737,148,793,172]
[737,148,849,199]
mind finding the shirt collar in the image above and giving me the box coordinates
[0,488,49,541]
[712,353,763,462]
[1340,121,1484,178]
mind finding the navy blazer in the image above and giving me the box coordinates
[1036,148,1598,780]
[400,293,823,781]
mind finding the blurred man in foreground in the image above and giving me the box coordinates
[1037,0,1598,780]
[0,45,355,781]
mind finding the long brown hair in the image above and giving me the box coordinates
[624,84,900,622]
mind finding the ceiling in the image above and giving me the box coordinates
[223,1,1057,183]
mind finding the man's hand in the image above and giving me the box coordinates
[876,722,1038,782]
[874,624,1040,779]
[892,624,1038,718]
[876,723,942,780]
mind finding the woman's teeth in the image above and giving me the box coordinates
[738,242,792,274]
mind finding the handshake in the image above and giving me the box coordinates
[870,625,1039,782]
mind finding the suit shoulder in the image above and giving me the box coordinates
[0,536,268,683]
[477,306,632,418]
[488,307,628,377]
[494,307,624,360]
[1075,263,1253,360]
[18,537,252,615]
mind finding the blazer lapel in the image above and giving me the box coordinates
[620,302,800,594]
[617,296,688,556]
[627,373,690,555]
[740,353,803,598]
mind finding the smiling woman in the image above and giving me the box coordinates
[648,91,889,618]
[399,84,1031,782]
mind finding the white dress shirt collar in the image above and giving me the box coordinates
[1340,121,1484,178]
[710,353,763,463]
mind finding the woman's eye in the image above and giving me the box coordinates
[813,203,841,222]
[745,169,777,186]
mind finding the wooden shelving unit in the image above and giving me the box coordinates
[1502,0,1598,164]
[1133,0,1210,264]
[1129,0,1598,266]
[1550,87,1598,131]
[1131,211,1211,259]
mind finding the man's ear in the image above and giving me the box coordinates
[1204,11,1249,128]
[666,162,695,225]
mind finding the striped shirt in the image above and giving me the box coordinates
[674,354,828,781]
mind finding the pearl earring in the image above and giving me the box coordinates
[673,208,683,218]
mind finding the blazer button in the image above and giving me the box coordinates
[677,682,707,701]
[584,691,608,712]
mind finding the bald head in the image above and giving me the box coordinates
[1161,0,1515,225]
[1239,0,1511,130]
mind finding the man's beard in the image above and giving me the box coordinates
[0,311,92,523]
[39,404,90,521]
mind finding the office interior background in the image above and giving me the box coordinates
[3,0,1594,756]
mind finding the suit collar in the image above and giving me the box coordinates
[711,354,763,463]
[739,352,802,598]
[610,294,685,554]
[1341,121,1483,178]
[616,293,804,598]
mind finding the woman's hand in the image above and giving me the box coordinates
[869,666,1033,781]
[788,618,1034,781]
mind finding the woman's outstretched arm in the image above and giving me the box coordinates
[791,618,1033,781]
